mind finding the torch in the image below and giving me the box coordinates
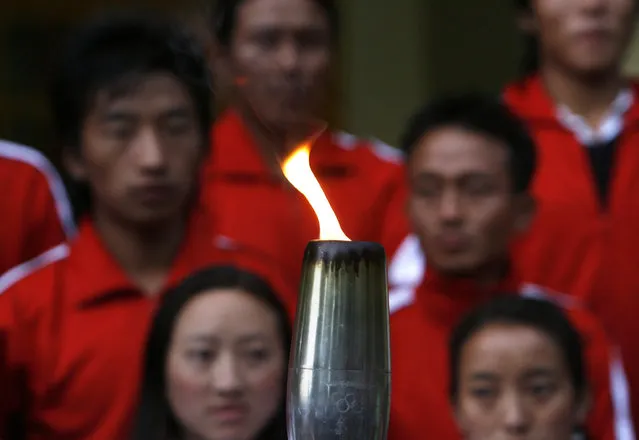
[282,144,391,440]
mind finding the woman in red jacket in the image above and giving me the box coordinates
[503,0,639,427]
[450,295,591,440]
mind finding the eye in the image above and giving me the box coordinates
[462,179,496,196]
[163,116,193,136]
[469,387,496,399]
[253,30,279,49]
[187,348,215,364]
[104,123,135,140]
[245,348,270,364]
[528,383,556,399]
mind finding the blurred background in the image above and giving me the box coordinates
[3,0,639,153]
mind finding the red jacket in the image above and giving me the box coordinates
[201,110,410,288]
[503,75,639,426]
[388,235,634,440]
[0,140,75,276]
[0,206,293,440]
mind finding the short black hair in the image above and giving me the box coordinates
[449,295,586,403]
[211,0,339,46]
[131,265,291,440]
[400,93,537,193]
[50,12,213,220]
[51,11,212,152]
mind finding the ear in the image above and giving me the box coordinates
[516,8,537,34]
[209,37,235,91]
[512,193,536,234]
[63,148,87,182]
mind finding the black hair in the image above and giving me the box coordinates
[211,0,339,47]
[400,93,537,194]
[514,0,540,76]
[50,12,213,220]
[131,265,291,440]
[449,295,587,403]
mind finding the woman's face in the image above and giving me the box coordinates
[531,0,635,75]
[167,288,286,440]
[454,323,587,440]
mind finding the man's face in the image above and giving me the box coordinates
[227,0,332,132]
[532,0,635,75]
[68,72,204,225]
[407,126,533,275]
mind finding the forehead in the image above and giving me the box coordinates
[410,126,509,176]
[237,0,329,30]
[461,324,563,373]
[91,73,193,115]
[174,289,278,336]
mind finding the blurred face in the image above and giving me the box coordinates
[167,289,286,440]
[68,72,204,225]
[407,126,533,275]
[531,0,635,75]
[455,324,587,440]
[227,0,332,131]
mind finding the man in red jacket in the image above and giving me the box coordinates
[504,0,639,427]
[202,0,409,285]
[388,94,634,440]
[0,14,292,440]
[0,140,75,276]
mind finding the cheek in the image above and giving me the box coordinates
[246,360,286,409]
[167,358,209,414]
[456,399,497,439]
[408,198,432,232]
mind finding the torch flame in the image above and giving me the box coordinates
[282,143,350,241]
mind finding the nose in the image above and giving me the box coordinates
[276,41,301,73]
[212,353,244,394]
[439,189,463,223]
[502,393,531,435]
[132,127,166,172]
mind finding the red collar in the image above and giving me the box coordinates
[414,265,522,327]
[65,205,227,307]
[503,73,639,124]
[209,109,338,177]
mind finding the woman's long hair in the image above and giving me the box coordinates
[131,265,292,440]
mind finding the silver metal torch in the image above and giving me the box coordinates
[287,240,391,440]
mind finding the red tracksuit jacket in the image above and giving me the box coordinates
[0,205,293,440]
[201,110,410,289]
[503,75,639,427]
[0,140,75,276]
[388,235,634,440]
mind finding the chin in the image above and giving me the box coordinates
[434,256,482,277]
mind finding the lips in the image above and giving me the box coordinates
[208,403,248,423]
[131,183,175,204]
[435,234,469,252]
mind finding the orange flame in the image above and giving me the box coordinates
[282,143,350,241]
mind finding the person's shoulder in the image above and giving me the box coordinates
[0,140,60,184]
[0,244,70,313]
[331,131,404,168]
[0,139,75,237]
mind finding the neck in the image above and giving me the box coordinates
[233,99,318,169]
[438,257,510,290]
[540,63,624,127]
[92,209,188,294]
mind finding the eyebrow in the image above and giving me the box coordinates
[468,372,498,381]
[522,367,555,379]
[160,107,192,119]
[185,333,266,344]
